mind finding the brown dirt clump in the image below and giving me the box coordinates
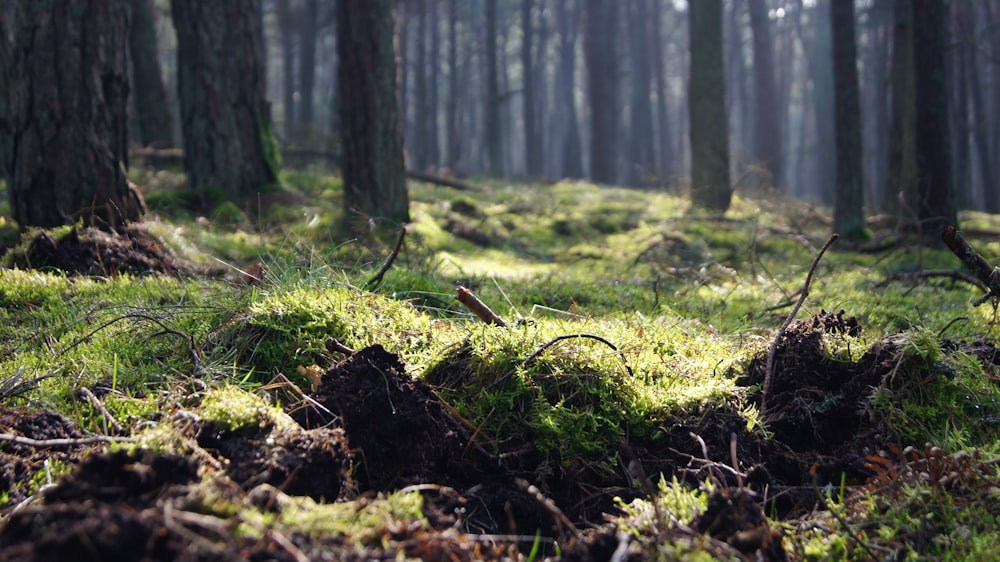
[7,224,186,277]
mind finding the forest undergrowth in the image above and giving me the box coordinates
[0,170,999,560]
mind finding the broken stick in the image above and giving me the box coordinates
[456,285,507,326]
[942,225,1000,306]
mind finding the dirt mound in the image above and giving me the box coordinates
[0,408,92,506]
[6,225,184,277]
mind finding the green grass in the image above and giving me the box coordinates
[3,169,1000,559]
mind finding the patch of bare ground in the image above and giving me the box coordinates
[2,313,999,559]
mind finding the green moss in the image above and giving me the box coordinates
[258,117,282,178]
[198,386,289,433]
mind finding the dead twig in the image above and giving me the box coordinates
[325,337,356,356]
[875,268,986,291]
[942,225,1000,306]
[364,227,407,291]
[78,387,123,435]
[487,333,633,391]
[0,433,136,448]
[456,285,507,326]
[515,477,580,542]
[761,233,838,416]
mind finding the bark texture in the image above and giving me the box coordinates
[4,0,145,230]
[338,0,409,226]
[128,0,174,147]
[688,0,732,212]
[831,0,866,239]
[584,0,618,184]
[171,0,280,204]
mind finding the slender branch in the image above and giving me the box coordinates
[942,225,1000,306]
[0,433,135,448]
[456,285,507,326]
[875,268,986,291]
[761,233,838,415]
[488,333,633,390]
[364,227,407,290]
[78,387,123,435]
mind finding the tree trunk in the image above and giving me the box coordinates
[831,0,866,240]
[413,0,430,171]
[445,0,462,170]
[650,0,673,180]
[127,0,174,147]
[485,0,503,177]
[688,0,732,212]
[172,0,279,205]
[555,0,583,178]
[584,0,618,184]
[626,0,654,187]
[887,0,917,214]
[276,0,296,139]
[964,0,998,211]
[428,0,441,168]
[748,0,782,189]
[297,0,319,138]
[912,0,957,233]
[5,0,145,230]
[338,0,409,227]
[522,0,542,178]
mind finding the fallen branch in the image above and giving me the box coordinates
[761,233,838,416]
[456,285,506,326]
[942,225,1000,306]
[488,333,633,391]
[78,386,124,435]
[364,227,406,290]
[406,169,476,191]
[0,433,136,448]
[875,269,986,291]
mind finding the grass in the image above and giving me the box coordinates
[2,168,1000,559]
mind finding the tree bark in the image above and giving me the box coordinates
[127,0,174,147]
[555,0,583,178]
[748,0,782,189]
[522,0,543,178]
[297,0,319,138]
[912,0,957,233]
[688,0,732,212]
[831,0,866,240]
[338,0,409,226]
[445,0,463,170]
[275,0,296,139]
[171,0,280,205]
[626,0,654,187]
[584,0,618,184]
[485,0,503,177]
[4,0,145,230]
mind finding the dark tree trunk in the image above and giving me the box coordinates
[887,0,917,214]
[555,0,583,178]
[413,0,430,170]
[626,0,654,187]
[276,0,296,139]
[298,0,319,137]
[338,0,409,226]
[428,0,441,168]
[748,0,782,189]
[831,0,866,240]
[485,0,503,177]
[446,0,463,170]
[522,0,542,177]
[127,0,174,147]
[584,0,618,184]
[912,0,957,233]
[650,0,673,180]
[171,0,280,204]
[963,0,997,211]
[952,1,971,209]
[4,0,145,230]
[688,0,732,212]
[807,0,835,204]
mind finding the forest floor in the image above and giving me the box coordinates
[0,170,999,560]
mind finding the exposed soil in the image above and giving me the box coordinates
[6,225,194,277]
[1,313,997,560]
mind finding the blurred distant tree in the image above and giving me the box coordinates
[887,0,916,214]
[626,0,654,187]
[831,0,866,240]
[912,0,956,233]
[338,0,409,226]
[748,0,781,188]
[128,0,174,147]
[555,0,583,178]
[171,0,280,205]
[584,0,618,183]
[1,0,146,229]
[485,0,503,177]
[297,0,319,139]
[522,0,543,178]
[276,0,296,138]
[688,0,731,212]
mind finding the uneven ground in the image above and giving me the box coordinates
[1,173,1000,560]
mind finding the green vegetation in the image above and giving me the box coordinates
[2,169,1000,559]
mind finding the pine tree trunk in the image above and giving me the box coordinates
[5,0,145,230]
[831,0,866,240]
[338,0,409,227]
[627,0,654,187]
[297,0,319,139]
[485,0,503,177]
[555,0,583,178]
[171,0,280,205]
[688,0,732,212]
[748,0,782,189]
[128,0,174,147]
[584,0,618,184]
